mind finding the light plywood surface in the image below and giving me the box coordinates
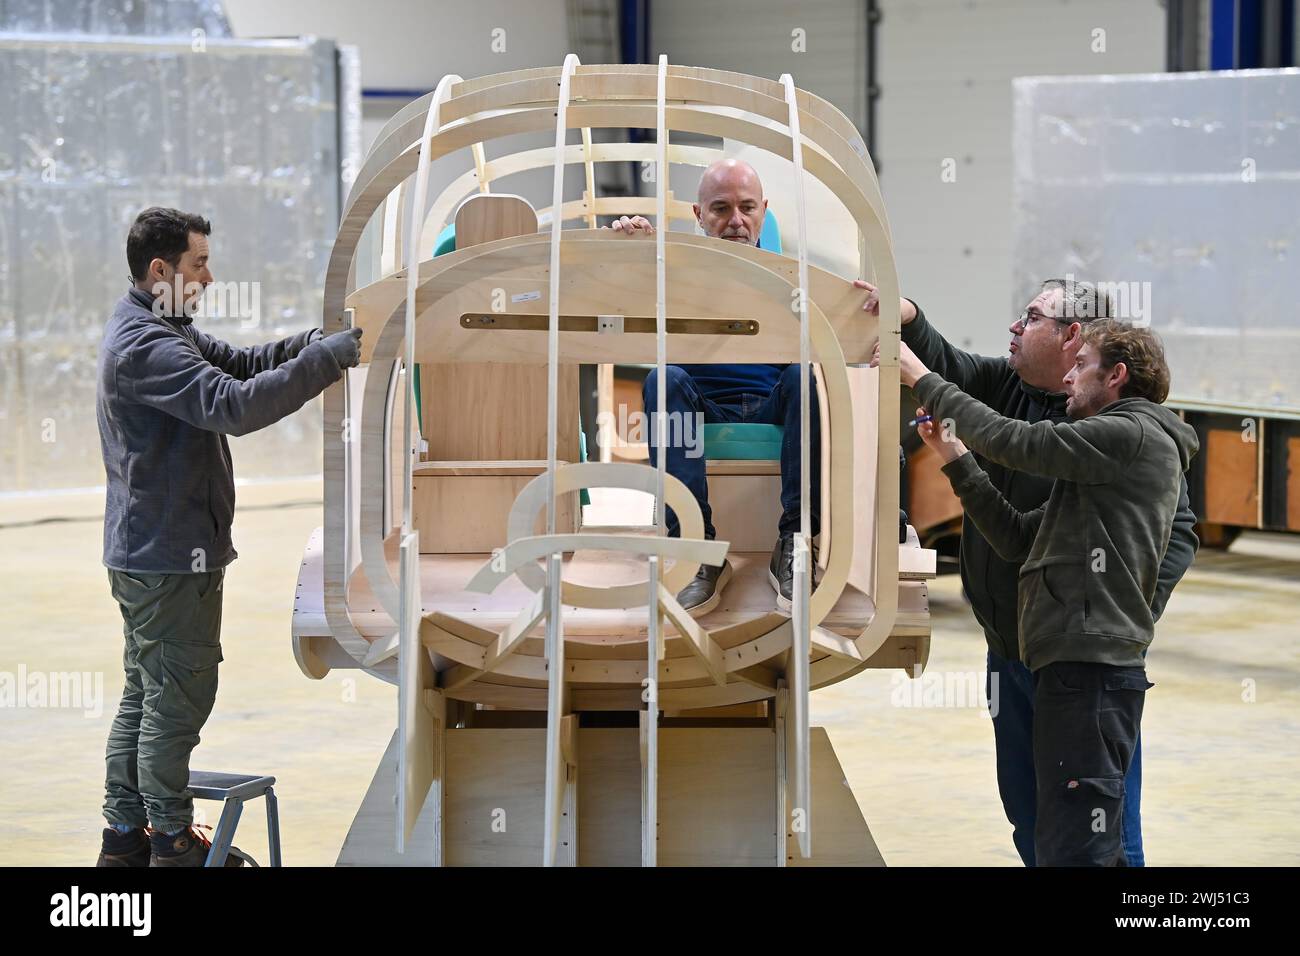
[347,548,875,641]
[418,363,581,464]
[454,193,537,249]
[411,473,578,553]
[338,724,881,866]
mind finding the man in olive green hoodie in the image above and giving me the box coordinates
[902,320,1199,866]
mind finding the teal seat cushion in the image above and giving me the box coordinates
[433,222,456,257]
[758,209,782,254]
[702,423,783,460]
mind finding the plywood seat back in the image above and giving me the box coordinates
[415,194,581,548]
[420,195,576,460]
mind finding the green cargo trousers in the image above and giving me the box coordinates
[103,568,225,834]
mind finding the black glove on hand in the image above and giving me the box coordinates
[321,327,363,369]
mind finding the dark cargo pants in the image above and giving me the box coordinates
[1033,660,1151,867]
[103,568,224,834]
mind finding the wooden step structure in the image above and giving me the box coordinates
[291,58,933,866]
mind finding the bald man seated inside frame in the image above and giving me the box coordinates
[604,159,821,616]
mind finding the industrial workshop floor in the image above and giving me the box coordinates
[2,480,1297,866]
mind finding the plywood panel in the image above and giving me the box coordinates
[705,474,785,552]
[787,727,885,866]
[847,365,881,598]
[577,728,642,866]
[610,369,649,460]
[1204,428,1259,526]
[341,723,881,866]
[443,728,547,866]
[398,535,440,853]
[658,727,777,865]
[419,362,581,463]
[455,193,537,249]
[412,473,577,553]
[338,730,436,866]
[906,443,963,537]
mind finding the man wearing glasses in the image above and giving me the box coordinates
[858,277,1198,866]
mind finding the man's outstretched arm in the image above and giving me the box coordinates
[910,366,1142,485]
[194,328,322,381]
[127,326,360,437]
[913,409,1044,561]
[941,452,1045,562]
[857,280,1009,400]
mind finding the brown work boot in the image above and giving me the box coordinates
[148,825,252,867]
[96,826,151,867]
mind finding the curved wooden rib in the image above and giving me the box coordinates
[467,533,728,595]
[422,143,717,257]
[542,54,582,869]
[653,55,669,539]
[506,462,709,604]
[782,70,815,861]
[319,63,902,691]
[404,74,463,534]
[353,234,856,632]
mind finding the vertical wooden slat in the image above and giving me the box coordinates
[791,533,812,859]
[642,556,661,866]
[781,71,815,861]
[542,552,567,865]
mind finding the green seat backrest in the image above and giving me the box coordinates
[433,222,456,257]
[702,423,783,460]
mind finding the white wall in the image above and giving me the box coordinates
[221,0,588,281]
[876,0,1166,355]
[222,0,575,149]
[651,0,868,135]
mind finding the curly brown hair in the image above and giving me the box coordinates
[1079,319,1171,404]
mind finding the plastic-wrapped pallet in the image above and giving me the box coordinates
[1012,68,1300,414]
[0,0,232,38]
[0,25,359,492]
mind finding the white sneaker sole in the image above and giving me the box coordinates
[769,566,792,613]
[685,561,732,617]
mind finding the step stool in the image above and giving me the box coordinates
[188,770,282,867]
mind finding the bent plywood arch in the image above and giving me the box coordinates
[349,232,870,650]
[352,234,860,683]
[505,462,708,605]
[333,64,894,318]
[422,142,718,254]
[318,64,901,680]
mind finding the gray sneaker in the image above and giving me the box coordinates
[769,534,795,611]
[675,559,732,616]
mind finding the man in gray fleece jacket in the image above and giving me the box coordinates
[96,207,362,867]
[903,319,1199,866]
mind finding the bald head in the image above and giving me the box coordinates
[695,158,767,245]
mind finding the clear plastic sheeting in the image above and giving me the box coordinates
[0,0,231,38]
[1012,69,1300,414]
[0,34,349,493]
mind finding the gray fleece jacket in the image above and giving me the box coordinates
[97,287,342,573]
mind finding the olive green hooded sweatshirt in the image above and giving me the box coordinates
[913,373,1199,671]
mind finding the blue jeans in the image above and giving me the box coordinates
[987,650,1145,866]
[643,365,820,540]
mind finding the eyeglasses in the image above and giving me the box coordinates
[1013,309,1070,330]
